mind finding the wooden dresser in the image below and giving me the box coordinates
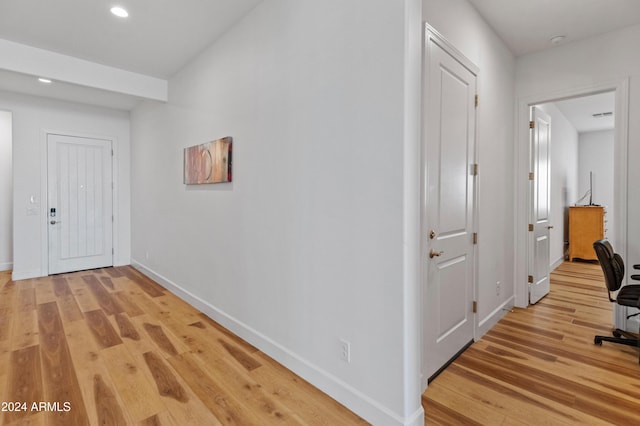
[569,206,605,261]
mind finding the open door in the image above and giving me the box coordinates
[529,107,552,304]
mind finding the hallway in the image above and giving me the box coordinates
[0,268,366,425]
[423,262,640,424]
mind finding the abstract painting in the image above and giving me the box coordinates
[184,136,232,184]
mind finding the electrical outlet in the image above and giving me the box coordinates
[339,339,351,363]
[496,280,501,296]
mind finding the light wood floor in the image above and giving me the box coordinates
[0,267,367,425]
[2,262,638,425]
[423,261,640,425]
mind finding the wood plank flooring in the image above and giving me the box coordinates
[2,262,637,425]
[0,267,366,425]
[423,261,640,425]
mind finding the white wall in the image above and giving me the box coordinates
[536,103,579,267]
[423,0,516,334]
[131,1,422,424]
[130,0,515,422]
[0,110,11,270]
[516,24,640,276]
[579,129,614,243]
[6,90,131,279]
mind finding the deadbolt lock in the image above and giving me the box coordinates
[429,230,436,239]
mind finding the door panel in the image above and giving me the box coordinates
[437,255,468,341]
[423,35,477,381]
[48,134,113,274]
[530,107,551,304]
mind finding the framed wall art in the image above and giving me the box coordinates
[183,136,232,184]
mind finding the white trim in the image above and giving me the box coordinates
[424,24,479,75]
[131,260,422,426]
[477,296,515,336]
[11,269,41,281]
[514,79,629,309]
[401,0,424,423]
[550,257,564,271]
[0,110,11,275]
[42,129,118,276]
[613,79,630,329]
[0,39,167,101]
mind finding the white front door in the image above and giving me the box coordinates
[529,107,551,304]
[423,32,477,382]
[48,134,113,274]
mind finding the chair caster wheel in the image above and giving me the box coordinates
[613,330,622,338]
[594,337,603,345]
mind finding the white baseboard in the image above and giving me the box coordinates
[477,295,515,338]
[11,269,44,281]
[550,257,565,271]
[130,259,422,426]
[0,261,13,272]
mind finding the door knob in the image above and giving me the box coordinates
[50,220,61,225]
[547,225,554,229]
[429,249,444,258]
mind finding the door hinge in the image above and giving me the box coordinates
[472,301,477,313]
[112,248,115,255]
[472,163,479,176]
[528,224,534,232]
[111,149,114,156]
[475,95,479,108]
[529,121,535,129]
[529,172,535,180]
[473,232,478,245]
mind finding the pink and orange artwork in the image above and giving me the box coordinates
[183,137,232,184]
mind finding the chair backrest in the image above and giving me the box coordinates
[593,239,624,298]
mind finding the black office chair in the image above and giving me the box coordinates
[593,239,640,347]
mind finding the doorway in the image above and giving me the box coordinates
[0,110,12,271]
[528,92,615,304]
[47,133,114,274]
[515,80,628,328]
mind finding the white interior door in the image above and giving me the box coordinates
[423,34,477,382]
[48,134,113,274]
[529,107,551,304]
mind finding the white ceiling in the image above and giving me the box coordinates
[468,0,640,56]
[0,0,638,112]
[467,0,632,133]
[553,92,615,133]
[0,0,263,79]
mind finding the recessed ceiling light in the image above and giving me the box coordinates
[110,6,129,18]
[550,35,566,45]
[38,78,52,84]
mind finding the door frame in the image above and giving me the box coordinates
[41,129,118,275]
[514,79,629,323]
[421,24,479,389]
